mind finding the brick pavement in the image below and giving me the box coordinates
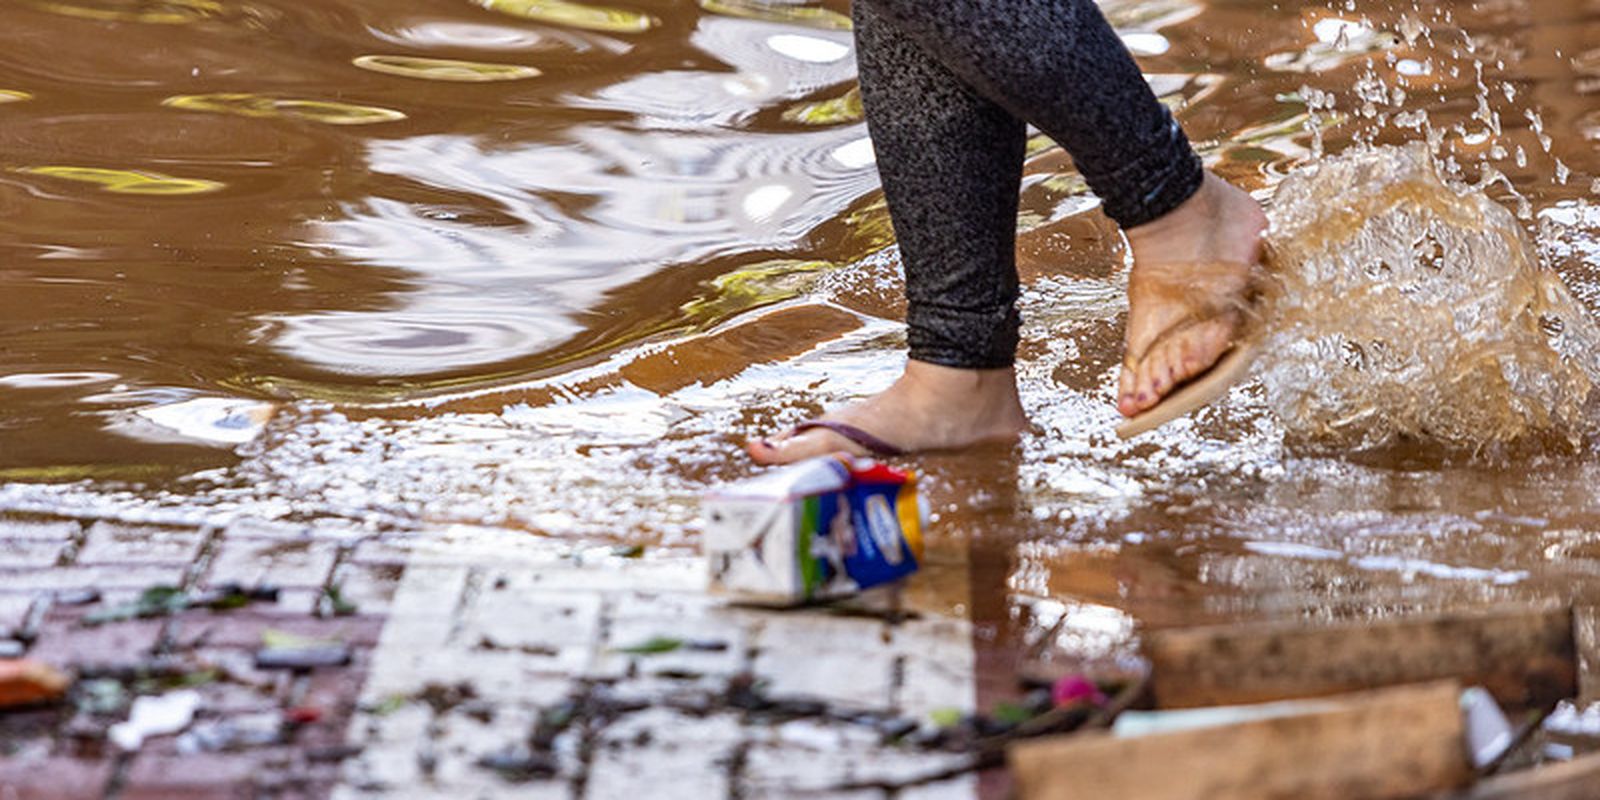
[0,515,986,800]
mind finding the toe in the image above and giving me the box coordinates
[747,427,865,466]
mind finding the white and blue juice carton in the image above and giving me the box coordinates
[702,456,926,604]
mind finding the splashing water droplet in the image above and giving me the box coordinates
[1258,144,1600,451]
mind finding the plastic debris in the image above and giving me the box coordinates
[1052,675,1109,708]
[109,690,202,751]
[703,456,927,604]
[1462,686,1515,768]
[255,646,351,670]
[176,711,284,754]
[0,659,71,709]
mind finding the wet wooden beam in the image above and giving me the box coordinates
[1572,606,1600,706]
[1143,605,1576,710]
[1011,681,1471,800]
[1446,752,1600,800]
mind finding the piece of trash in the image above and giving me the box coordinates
[1462,686,1516,768]
[0,659,71,709]
[255,645,351,670]
[0,641,25,660]
[108,689,202,751]
[703,456,927,604]
[53,588,102,606]
[614,637,684,655]
[1052,675,1109,708]
[83,585,188,625]
[476,748,559,782]
[131,397,277,446]
[176,711,283,754]
[321,585,358,617]
[285,706,323,724]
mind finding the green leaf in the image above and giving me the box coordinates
[614,636,683,655]
[928,708,962,728]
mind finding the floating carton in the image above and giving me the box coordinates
[702,456,925,604]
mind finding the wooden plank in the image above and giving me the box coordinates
[1448,752,1600,800]
[1573,606,1600,706]
[1011,681,1471,800]
[1144,605,1574,710]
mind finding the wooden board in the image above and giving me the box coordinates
[1011,681,1471,800]
[1144,605,1575,710]
[1448,751,1600,800]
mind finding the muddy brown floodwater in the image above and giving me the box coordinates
[3,0,1600,718]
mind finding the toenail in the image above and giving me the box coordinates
[1135,392,1149,403]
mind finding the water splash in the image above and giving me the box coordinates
[1257,143,1600,451]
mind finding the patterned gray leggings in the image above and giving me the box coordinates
[853,0,1203,368]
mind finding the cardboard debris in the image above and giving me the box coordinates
[1144,605,1575,710]
[0,659,70,708]
[1011,681,1472,800]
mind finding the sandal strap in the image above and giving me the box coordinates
[1124,260,1265,367]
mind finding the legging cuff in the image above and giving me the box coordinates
[906,302,1020,369]
[1082,117,1205,229]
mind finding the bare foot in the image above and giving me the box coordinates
[1118,172,1268,418]
[747,361,1028,465]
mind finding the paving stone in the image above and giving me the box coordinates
[0,517,81,540]
[0,537,67,569]
[741,741,966,798]
[596,592,753,680]
[0,564,187,593]
[78,521,207,565]
[26,619,165,668]
[0,755,113,800]
[0,594,35,636]
[341,704,432,792]
[458,582,602,676]
[584,710,743,800]
[120,751,270,800]
[891,617,977,718]
[750,613,898,712]
[897,775,980,800]
[329,561,405,613]
[204,536,341,590]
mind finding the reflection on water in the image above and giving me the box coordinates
[4,0,1600,717]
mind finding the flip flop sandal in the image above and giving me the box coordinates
[789,420,905,458]
[1115,259,1268,441]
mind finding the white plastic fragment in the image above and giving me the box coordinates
[109,690,202,751]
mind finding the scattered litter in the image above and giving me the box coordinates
[53,589,101,606]
[132,397,277,446]
[1113,697,1342,739]
[176,711,283,754]
[0,659,71,709]
[476,748,559,782]
[321,585,358,617]
[1462,686,1515,768]
[255,645,351,670]
[1051,675,1108,708]
[83,583,276,626]
[703,456,926,604]
[614,637,684,655]
[74,679,127,715]
[286,706,324,724]
[254,628,350,669]
[109,690,201,751]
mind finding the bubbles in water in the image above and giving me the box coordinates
[1256,143,1600,451]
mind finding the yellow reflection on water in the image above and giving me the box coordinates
[352,55,542,82]
[16,166,224,195]
[24,0,221,24]
[162,93,407,125]
[476,0,657,34]
[698,0,852,30]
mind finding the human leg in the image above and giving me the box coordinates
[856,0,1267,418]
[748,1,1030,465]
